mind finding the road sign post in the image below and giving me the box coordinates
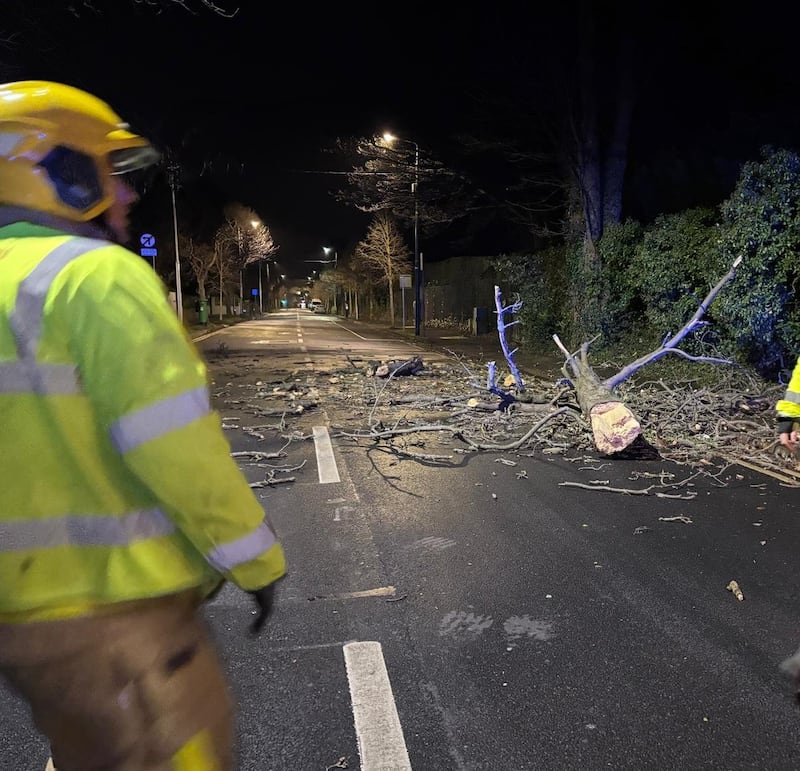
[140,233,157,270]
[399,274,412,329]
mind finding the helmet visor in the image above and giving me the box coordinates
[109,144,160,175]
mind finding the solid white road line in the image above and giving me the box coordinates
[313,425,340,483]
[343,641,412,771]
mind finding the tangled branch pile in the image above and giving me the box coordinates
[331,351,797,484]
[207,344,799,487]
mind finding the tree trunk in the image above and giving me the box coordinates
[574,360,641,455]
[555,337,641,455]
[602,28,634,227]
[576,4,603,250]
[387,279,395,327]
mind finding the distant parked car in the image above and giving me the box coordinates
[309,299,325,313]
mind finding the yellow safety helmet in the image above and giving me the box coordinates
[0,80,160,222]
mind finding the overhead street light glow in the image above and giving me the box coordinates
[381,131,421,336]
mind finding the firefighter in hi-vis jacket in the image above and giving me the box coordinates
[0,81,287,771]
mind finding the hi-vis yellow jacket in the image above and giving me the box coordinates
[776,359,800,422]
[0,219,286,620]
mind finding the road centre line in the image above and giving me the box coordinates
[313,426,340,483]
[343,641,412,771]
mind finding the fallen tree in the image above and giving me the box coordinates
[547,255,742,455]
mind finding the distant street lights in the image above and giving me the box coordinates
[382,132,421,336]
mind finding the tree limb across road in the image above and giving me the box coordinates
[206,251,798,492]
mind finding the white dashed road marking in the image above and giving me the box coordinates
[313,425,340,483]
[343,641,412,771]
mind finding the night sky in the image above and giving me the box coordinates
[3,1,800,274]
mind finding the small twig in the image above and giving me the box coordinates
[231,450,285,461]
[325,756,349,770]
[389,447,454,462]
[558,481,652,494]
[249,476,295,487]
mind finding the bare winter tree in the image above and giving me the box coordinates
[179,234,216,302]
[333,136,480,242]
[462,3,636,248]
[0,1,237,79]
[318,253,374,321]
[215,204,278,310]
[571,0,635,263]
[352,212,413,327]
[217,204,278,304]
[132,0,237,14]
[210,228,237,317]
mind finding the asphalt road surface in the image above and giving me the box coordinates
[4,309,800,770]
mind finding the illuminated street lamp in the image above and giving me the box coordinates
[322,246,338,267]
[382,132,421,336]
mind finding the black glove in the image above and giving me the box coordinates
[248,584,277,634]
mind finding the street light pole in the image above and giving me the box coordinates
[237,225,243,317]
[382,133,421,335]
[322,246,338,267]
[258,261,263,315]
[322,246,338,313]
[167,163,183,322]
[412,142,420,336]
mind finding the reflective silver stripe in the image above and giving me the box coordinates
[782,390,800,405]
[206,522,277,573]
[9,237,106,359]
[0,508,176,552]
[110,386,211,453]
[1,237,107,395]
[0,360,79,394]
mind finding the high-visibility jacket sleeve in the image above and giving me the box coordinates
[776,357,800,423]
[52,245,286,590]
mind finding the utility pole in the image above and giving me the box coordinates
[237,224,243,316]
[413,142,420,336]
[167,162,183,322]
[382,133,421,335]
[258,260,263,315]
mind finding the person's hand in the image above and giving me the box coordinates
[248,584,277,634]
[775,417,800,453]
[780,430,799,453]
[777,420,798,453]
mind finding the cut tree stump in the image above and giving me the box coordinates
[572,348,641,454]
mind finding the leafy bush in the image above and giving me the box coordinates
[716,146,800,375]
[628,207,725,340]
[495,245,570,345]
[597,219,645,338]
